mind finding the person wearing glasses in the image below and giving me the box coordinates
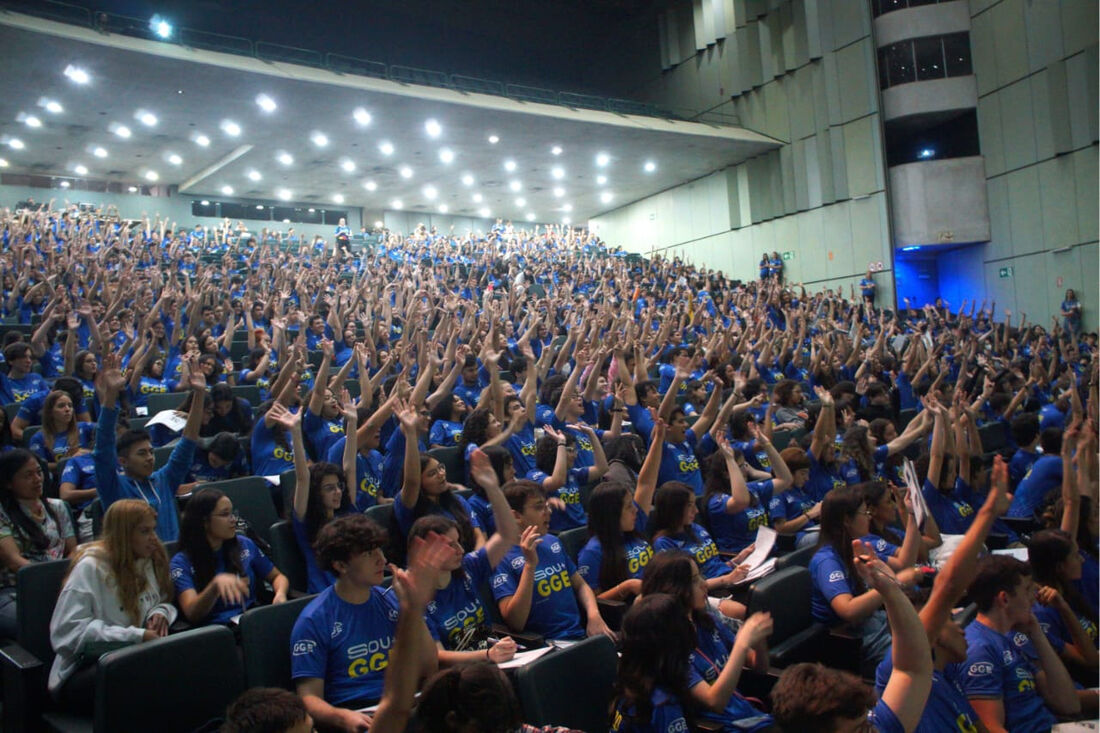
[810,485,922,675]
[170,488,288,626]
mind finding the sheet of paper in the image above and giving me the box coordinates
[734,557,777,586]
[496,646,554,669]
[740,526,777,573]
[145,409,187,432]
[903,457,929,529]
[993,547,1030,561]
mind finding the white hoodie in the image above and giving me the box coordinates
[48,550,177,695]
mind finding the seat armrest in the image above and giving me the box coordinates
[769,623,829,667]
[491,623,545,650]
[736,666,783,704]
[0,642,46,733]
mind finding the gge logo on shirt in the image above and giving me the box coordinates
[828,570,845,583]
[293,640,317,656]
[968,662,993,676]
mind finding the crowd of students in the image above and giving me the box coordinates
[0,199,1095,732]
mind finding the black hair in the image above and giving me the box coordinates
[221,687,308,733]
[304,461,350,543]
[417,663,523,733]
[586,482,636,593]
[459,408,495,451]
[1027,529,1097,628]
[969,555,1031,613]
[1039,427,1062,455]
[0,450,59,552]
[651,482,699,544]
[640,549,715,633]
[430,390,459,423]
[470,446,512,500]
[816,485,866,596]
[534,432,575,474]
[117,429,153,457]
[314,514,387,574]
[207,432,240,462]
[604,434,645,475]
[178,489,243,590]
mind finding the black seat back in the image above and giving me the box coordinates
[269,520,308,594]
[745,566,814,647]
[95,625,244,733]
[205,476,280,546]
[239,594,314,689]
[774,543,816,571]
[16,559,70,665]
[514,635,617,731]
[557,526,588,565]
[427,446,465,484]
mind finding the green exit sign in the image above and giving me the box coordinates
[782,251,793,260]
[998,266,1014,278]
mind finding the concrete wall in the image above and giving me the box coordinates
[888,156,990,247]
[0,184,364,241]
[589,0,895,304]
[956,0,1098,329]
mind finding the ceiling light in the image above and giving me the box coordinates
[200,200,209,205]
[127,186,138,193]
[600,191,614,204]
[307,208,315,213]
[438,148,455,164]
[353,107,371,126]
[461,173,475,186]
[92,146,107,157]
[221,185,233,195]
[488,135,499,144]
[504,159,516,172]
[8,139,24,150]
[552,145,563,155]
[553,187,565,197]
[472,193,483,203]
[167,153,182,165]
[551,167,564,180]
[340,159,356,173]
[515,197,526,207]
[23,115,42,128]
[220,120,241,136]
[596,152,611,167]
[374,220,384,228]
[425,119,442,138]
[150,15,172,39]
[136,110,158,127]
[277,188,292,201]
[478,207,491,217]
[247,169,262,181]
[255,94,277,113]
[282,218,291,223]
[41,99,63,114]
[332,193,345,204]
[644,160,657,172]
[562,216,571,224]
[256,205,265,210]
[311,131,328,147]
[399,166,413,179]
[378,141,394,156]
[194,133,210,147]
[73,164,87,175]
[509,180,522,192]
[276,151,293,166]
[144,170,158,181]
[59,180,70,188]
[439,204,449,213]
[597,175,608,185]
[0,158,8,167]
[563,203,573,212]
[423,185,438,200]
[111,124,131,138]
[363,180,377,191]
[391,199,403,209]
[63,65,90,84]
[526,212,536,221]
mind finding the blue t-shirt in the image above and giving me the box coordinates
[0,371,46,404]
[653,523,727,580]
[1008,448,1040,490]
[921,478,976,535]
[688,615,775,731]
[959,620,1056,733]
[169,535,274,625]
[290,585,400,706]
[868,697,905,733]
[875,648,980,733]
[861,533,900,563]
[1033,601,1098,650]
[706,480,773,554]
[425,547,493,649]
[806,448,845,502]
[303,410,345,462]
[576,505,652,593]
[326,438,383,511]
[1009,454,1062,518]
[526,466,589,532]
[610,687,689,733]
[809,544,858,625]
[657,432,703,496]
[250,418,295,480]
[29,422,95,463]
[393,491,481,540]
[428,419,464,448]
[768,485,818,543]
[291,514,337,594]
[491,534,584,640]
[505,422,537,477]
[58,453,99,511]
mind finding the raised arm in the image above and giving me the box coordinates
[396,400,422,510]
[468,448,520,568]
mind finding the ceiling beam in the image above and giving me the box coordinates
[178,144,253,192]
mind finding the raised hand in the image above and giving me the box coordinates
[339,388,357,422]
[519,525,541,565]
[469,448,499,492]
[184,354,207,392]
[737,612,774,648]
[395,399,419,433]
[852,539,900,592]
[96,352,127,395]
[267,401,302,430]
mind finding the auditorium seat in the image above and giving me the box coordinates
[146,391,188,416]
[743,566,831,669]
[427,446,465,484]
[514,635,617,732]
[229,384,261,406]
[239,595,314,689]
[203,476,280,546]
[268,520,308,594]
[558,526,587,564]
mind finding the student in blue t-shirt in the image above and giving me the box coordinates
[290,514,439,730]
[773,535,935,733]
[285,400,357,593]
[171,488,289,626]
[1008,412,1042,489]
[427,393,467,449]
[525,425,607,533]
[0,342,46,404]
[704,432,792,555]
[1028,529,1099,679]
[411,447,521,664]
[28,390,95,469]
[960,555,1081,732]
[918,395,980,535]
[768,446,824,548]
[1009,427,1064,519]
[576,479,656,600]
[491,480,612,641]
[810,485,921,676]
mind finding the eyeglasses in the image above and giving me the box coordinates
[212,510,239,521]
